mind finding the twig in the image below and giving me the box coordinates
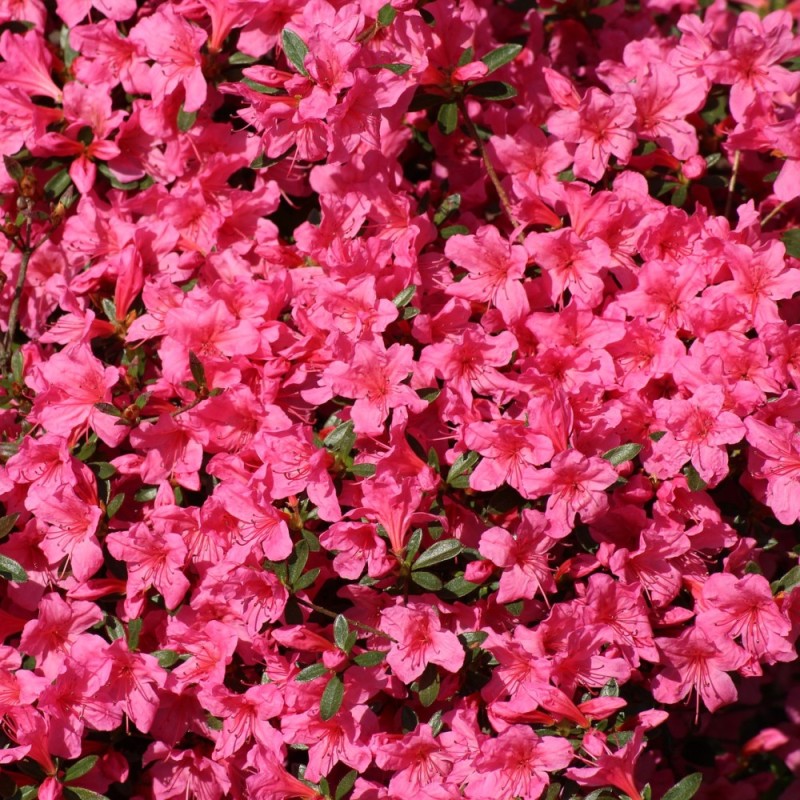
[456,96,521,235]
[762,200,788,227]
[724,150,741,220]
[293,595,396,642]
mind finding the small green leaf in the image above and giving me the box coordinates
[377,3,397,26]
[241,77,282,95]
[44,168,72,198]
[662,773,702,800]
[293,567,320,591]
[392,285,417,307]
[335,769,358,800]
[0,554,27,583]
[11,348,24,383]
[429,708,444,736]
[0,513,20,541]
[772,565,800,594]
[64,788,110,800]
[94,402,122,418]
[684,463,707,492]
[480,43,523,73]
[4,155,24,183]
[466,81,517,100]
[458,47,475,67]
[433,193,461,225]
[177,106,197,132]
[282,29,309,76]
[404,528,423,563]
[447,450,479,486]
[353,650,387,667]
[324,420,356,454]
[378,63,411,75]
[602,443,642,466]
[127,617,142,651]
[105,615,125,641]
[333,615,350,651]
[135,486,158,502]
[350,462,376,476]
[102,296,118,322]
[64,755,99,782]
[437,102,458,136]
[671,183,688,208]
[782,229,800,259]
[320,673,345,720]
[296,663,328,682]
[228,51,258,65]
[92,462,117,479]
[649,430,666,442]
[444,575,479,597]
[600,678,619,697]
[153,649,180,668]
[413,539,463,571]
[441,224,470,239]
[188,351,206,389]
[418,666,440,707]
[289,540,310,586]
[106,493,125,520]
[411,571,443,591]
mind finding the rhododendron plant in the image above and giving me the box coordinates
[0,0,799,799]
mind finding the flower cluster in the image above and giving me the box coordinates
[0,0,799,799]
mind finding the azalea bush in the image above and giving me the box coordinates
[1,0,800,798]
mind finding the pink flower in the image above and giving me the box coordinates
[380,601,464,684]
[524,450,619,529]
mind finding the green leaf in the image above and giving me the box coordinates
[441,224,470,239]
[684,463,707,492]
[649,430,666,442]
[324,420,356,454]
[0,554,27,583]
[433,193,461,225]
[413,539,463,571]
[602,443,642,466]
[444,575,479,597]
[429,708,444,736]
[44,168,72,198]
[782,229,800,259]
[411,571,443,591]
[600,678,619,697]
[466,81,517,100]
[135,485,158,502]
[188,351,206,389]
[335,769,358,800]
[289,540,310,586]
[447,451,479,486]
[353,650,387,667]
[350,462,376,477]
[378,62,412,75]
[241,77,282,95]
[11,348,24,383]
[127,617,142,651]
[671,183,688,208]
[437,102,458,136]
[177,106,197,132]
[92,462,117,479]
[293,567,320,591]
[64,789,110,800]
[3,155,24,183]
[296,663,328,682]
[152,649,180,668]
[392,285,417,307]
[320,673,344,720]
[458,47,474,67]
[772,565,800,594]
[282,29,309,76]
[662,773,702,800]
[333,614,350,651]
[480,43,523,73]
[417,666,440,707]
[377,3,397,26]
[0,513,19,541]
[64,755,99,782]
[404,528,423,563]
[228,51,258,65]
[106,493,125,520]
[94,402,122,418]
[105,615,125,641]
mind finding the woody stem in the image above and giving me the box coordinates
[724,149,740,221]
[293,596,396,641]
[456,96,521,235]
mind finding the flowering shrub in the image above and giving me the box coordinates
[1,0,800,798]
